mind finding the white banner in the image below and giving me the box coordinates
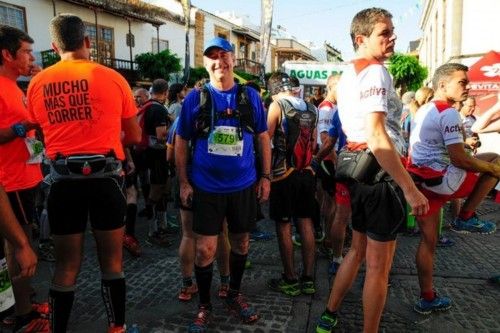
[181,0,191,84]
[282,61,348,86]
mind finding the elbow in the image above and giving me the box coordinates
[450,155,470,169]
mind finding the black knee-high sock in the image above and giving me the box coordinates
[49,286,75,333]
[125,203,137,236]
[101,274,126,327]
[194,263,213,306]
[229,251,248,294]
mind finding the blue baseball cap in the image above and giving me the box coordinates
[203,37,233,55]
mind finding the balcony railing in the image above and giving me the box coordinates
[234,58,261,76]
[40,49,140,82]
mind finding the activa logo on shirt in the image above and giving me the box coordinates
[443,124,461,134]
[360,86,386,99]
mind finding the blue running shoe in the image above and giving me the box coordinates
[328,262,340,283]
[414,295,452,314]
[315,311,338,333]
[437,235,455,247]
[451,215,496,234]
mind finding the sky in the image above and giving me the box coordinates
[191,0,424,60]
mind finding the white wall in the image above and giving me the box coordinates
[3,0,193,67]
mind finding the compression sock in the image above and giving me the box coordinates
[49,284,75,333]
[101,272,126,327]
[228,251,248,294]
[195,263,213,305]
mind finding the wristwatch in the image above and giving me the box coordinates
[11,123,27,138]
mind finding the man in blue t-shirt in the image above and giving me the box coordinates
[175,37,271,332]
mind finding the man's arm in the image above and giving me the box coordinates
[256,131,271,202]
[447,143,500,177]
[0,121,39,144]
[0,186,37,278]
[471,101,500,133]
[122,116,141,146]
[366,112,429,216]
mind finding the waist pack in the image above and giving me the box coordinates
[49,154,122,181]
[406,164,444,186]
[335,148,383,184]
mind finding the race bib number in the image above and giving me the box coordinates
[208,126,243,156]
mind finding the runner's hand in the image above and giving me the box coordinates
[180,181,193,208]
[13,244,37,279]
[126,160,136,175]
[404,187,429,216]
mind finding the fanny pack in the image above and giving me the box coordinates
[335,148,383,184]
[49,154,122,181]
[406,164,444,186]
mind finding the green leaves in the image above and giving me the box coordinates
[135,49,181,81]
[388,53,428,93]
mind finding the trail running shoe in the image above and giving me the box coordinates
[451,215,496,234]
[315,311,338,333]
[300,278,316,295]
[225,293,259,323]
[218,283,229,299]
[123,234,142,257]
[188,304,212,333]
[267,274,301,296]
[107,325,126,333]
[437,235,455,247]
[13,311,50,333]
[413,295,452,315]
[292,234,302,247]
[179,283,198,301]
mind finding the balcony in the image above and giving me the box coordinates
[40,49,140,83]
[234,58,261,76]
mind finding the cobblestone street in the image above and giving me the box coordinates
[31,199,500,332]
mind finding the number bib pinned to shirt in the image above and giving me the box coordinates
[207,126,243,156]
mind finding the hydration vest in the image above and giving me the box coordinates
[136,100,169,151]
[272,98,317,178]
[194,84,256,139]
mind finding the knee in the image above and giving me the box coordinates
[231,240,249,255]
[349,247,366,264]
[196,243,217,262]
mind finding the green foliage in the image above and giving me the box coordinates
[388,53,429,93]
[184,67,209,87]
[135,49,181,81]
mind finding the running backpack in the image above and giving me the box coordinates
[136,100,169,151]
[194,84,256,139]
[272,99,317,177]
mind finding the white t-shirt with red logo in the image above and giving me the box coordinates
[337,59,405,155]
[410,101,464,172]
[317,100,336,146]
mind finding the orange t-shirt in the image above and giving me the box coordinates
[27,59,137,160]
[0,76,42,192]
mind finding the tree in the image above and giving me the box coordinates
[388,53,428,94]
[135,49,181,81]
[183,67,209,87]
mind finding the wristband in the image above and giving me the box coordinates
[11,123,27,138]
[261,173,271,181]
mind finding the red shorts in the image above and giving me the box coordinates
[335,182,350,207]
[420,171,479,217]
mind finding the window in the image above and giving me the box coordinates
[217,33,228,39]
[0,2,26,31]
[84,23,114,64]
[151,38,169,54]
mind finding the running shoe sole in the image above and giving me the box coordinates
[413,303,452,315]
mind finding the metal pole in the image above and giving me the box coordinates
[128,19,133,70]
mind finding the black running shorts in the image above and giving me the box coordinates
[269,169,317,221]
[349,180,406,242]
[192,185,256,236]
[48,177,126,235]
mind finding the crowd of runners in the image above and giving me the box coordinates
[0,6,499,333]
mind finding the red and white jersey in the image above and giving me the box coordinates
[409,100,464,172]
[317,100,336,146]
[337,59,405,155]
